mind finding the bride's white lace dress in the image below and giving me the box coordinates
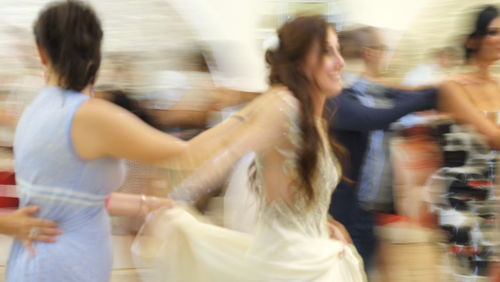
[132,91,366,282]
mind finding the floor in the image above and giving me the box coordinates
[0,235,149,281]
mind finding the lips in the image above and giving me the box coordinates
[330,73,340,81]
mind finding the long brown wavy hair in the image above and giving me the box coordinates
[262,15,347,206]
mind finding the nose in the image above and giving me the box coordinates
[335,53,345,71]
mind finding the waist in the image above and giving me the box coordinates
[22,199,110,231]
[16,177,109,206]
[16,177,111,230]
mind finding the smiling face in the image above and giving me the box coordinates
[303,27,345,97]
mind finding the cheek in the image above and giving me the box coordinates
[317,69,340,92]
[323,58,336,71]
[317,67,331,85]
[317,62,333,80]
[482,38,500,54]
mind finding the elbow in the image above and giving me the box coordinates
[174,141,189,156]
[152,141,189,166]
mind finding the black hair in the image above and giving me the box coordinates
[465,5,499,61]
[34,0,103,91]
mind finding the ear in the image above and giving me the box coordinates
[465,37,479,51]
[36,44,48,66]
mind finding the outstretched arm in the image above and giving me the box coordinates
[72,87,278,166]
[106,192,175,217]
[168,89,299,203]
[73,87,296,205]
[328,88,436,132]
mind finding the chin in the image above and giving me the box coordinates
[325,87,342,97]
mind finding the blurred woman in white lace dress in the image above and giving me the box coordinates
[133,15,366,282]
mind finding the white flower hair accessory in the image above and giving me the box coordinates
[262,32,280,51]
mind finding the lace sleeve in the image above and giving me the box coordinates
[167,89,299,203]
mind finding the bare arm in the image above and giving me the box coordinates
[73,89,294,205]
[72,98,246,165]
[168,89,299,202]
[438,81,500,149]
[73,98,188,162]
[106,192,175,217]
[149,109,209,128]
[107,90,295,211]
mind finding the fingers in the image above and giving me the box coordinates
[328,222,352,245]
[22,225,61,242]
[336,224,353,244]
[25,218,61,242]
[327,217,353,244]
[329,223,346,243]
[148,197,176,213]
[37,227,62,236]
[31,234,58,243]
[327,223,348,259]
[31,218,58,228]
[9,206,62,243]
[18,206,40,216]
[20,225,61,249]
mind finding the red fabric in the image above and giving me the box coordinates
[0,171,15,185]
[0,171,18,208]
[0,197,18,208]
[375,213,413,226]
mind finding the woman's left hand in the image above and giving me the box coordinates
[144,196,176,215]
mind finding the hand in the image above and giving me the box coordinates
[0,206,61,255]
[232,86,289,122]
[210,88,243,111]
[327,217,352,245]
[141,196,176,217]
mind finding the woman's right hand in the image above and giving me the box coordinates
[0,206,61,254]
[327,217,352,245]
[232,86,290,122]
